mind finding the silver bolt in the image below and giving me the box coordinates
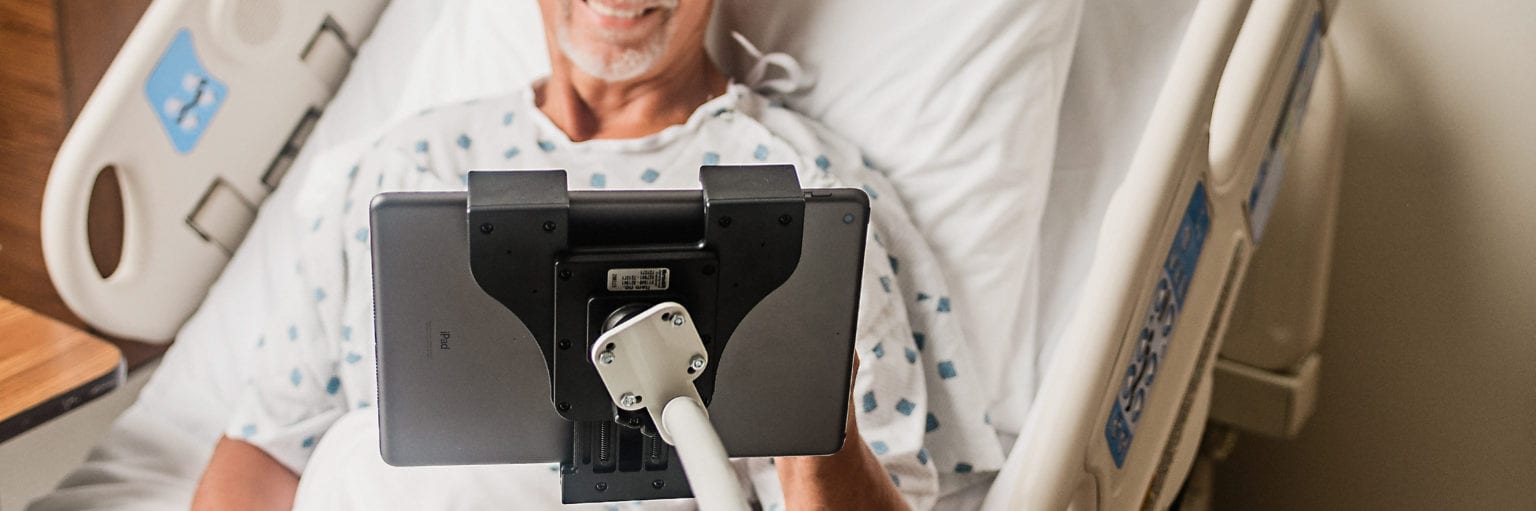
[619,393,639,407]
[671,314,686,326]
[689,355,706,372]
[599,351,615,365]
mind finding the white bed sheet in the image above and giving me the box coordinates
[1034,0,1201,383]
[32,0,1199,507]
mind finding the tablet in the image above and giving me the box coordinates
[371,177,869,471]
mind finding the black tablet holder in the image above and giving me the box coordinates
[466,165,805,503]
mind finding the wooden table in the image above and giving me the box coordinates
[0,298,124,443]
[1,0,167,371]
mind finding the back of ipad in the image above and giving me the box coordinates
[372,188,869,465]
[371,192,568,466]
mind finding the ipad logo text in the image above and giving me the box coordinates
[423,321,455,358]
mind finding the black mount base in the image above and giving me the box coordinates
[560,420,694,503]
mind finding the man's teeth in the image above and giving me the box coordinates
[587,0,652,19]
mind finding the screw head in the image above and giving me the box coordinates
[558,338,571,350]
[619,393,639,407]
[478,222,494,234]
[558,269,572,280]
[542,220,557,232]
[556,401,571,412]
[599,351,615,365]
[594,482,608,492]
[717,216,733,228]
[671,314,686,326]
[651,479,666,489]
[689,355,706,371]
[778,214,793,225]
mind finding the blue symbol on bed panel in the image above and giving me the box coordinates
[1248,12,1324,243]
[1104,182,1210,469]
[144,29,228,154]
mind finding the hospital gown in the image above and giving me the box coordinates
[227,82,1005,509]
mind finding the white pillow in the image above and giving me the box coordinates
[711,1,1085,432]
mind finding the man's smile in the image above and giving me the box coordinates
[576,0,670,31]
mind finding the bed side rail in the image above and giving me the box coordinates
[985,0,1332,508]
[42,0,389,342]
[1209,19,1343,438]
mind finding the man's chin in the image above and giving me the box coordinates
[560,43,661,82]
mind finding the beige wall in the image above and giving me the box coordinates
[1215,0,1536,508]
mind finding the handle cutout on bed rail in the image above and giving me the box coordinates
[86,166,126,279]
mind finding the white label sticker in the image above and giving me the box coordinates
[607,268,671,292]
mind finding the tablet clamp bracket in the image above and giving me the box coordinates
[465,165,804,504]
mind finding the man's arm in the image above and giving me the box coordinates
[775,424,910,510]
[191,436,299,511]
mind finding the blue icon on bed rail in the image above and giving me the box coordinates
[1248,12,1323,243]
[145,29,228,154]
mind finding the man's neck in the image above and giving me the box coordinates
[537,52,729,142]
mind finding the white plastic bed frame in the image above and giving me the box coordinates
[991,0,1341,507]
[38,0,1342,508]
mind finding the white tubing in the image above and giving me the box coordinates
[660,397,750,511]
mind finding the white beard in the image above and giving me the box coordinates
[555,0,675,82]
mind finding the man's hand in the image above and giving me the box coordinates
[774,355,910,510]
[191,436,299,511]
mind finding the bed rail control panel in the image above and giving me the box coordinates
[1103,183,1213,469]
[42,0,389,342]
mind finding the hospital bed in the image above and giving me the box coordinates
[31,0,1343,508]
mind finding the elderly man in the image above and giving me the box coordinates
[191,0,1002,509]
